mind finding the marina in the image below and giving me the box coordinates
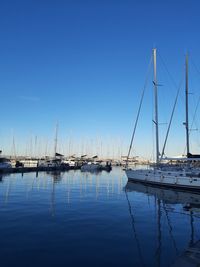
[1,1,200,266]
[0,152,113,174]
[1,45,200,267]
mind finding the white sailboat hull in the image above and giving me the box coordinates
[125,169,200,190]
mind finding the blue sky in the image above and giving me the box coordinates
[1,0,200,158]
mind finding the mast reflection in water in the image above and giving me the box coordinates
[125,181,200,266]
[0,167,199,267]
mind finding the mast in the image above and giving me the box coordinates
[12,135,16,160]
[185,54,190,156]
[54,122,58,158]
[153,48,160,164]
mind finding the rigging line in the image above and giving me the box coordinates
[162,203,179,255]
[188,60,200,134]
[189,58,200,134]
[125,188,145,267]
[125,55,153,169]
[160,77,183,159]
[182,57,200,154]
[191,56,200,77]
[157,52,183,160]
[157,51,178,89]
[189,95,200,134]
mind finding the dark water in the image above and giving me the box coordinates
[0,167,200,267]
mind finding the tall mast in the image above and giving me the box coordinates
[153,48,160,164]
[12,135,16,160]
[185,54,190,156]
[54,122,58,158]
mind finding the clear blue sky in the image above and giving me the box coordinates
[1,0,200,158]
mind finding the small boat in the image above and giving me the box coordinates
[38,158,62,168]
[0,157,12,169]
[81,162,102,172]
[62,160,76,167]
[101,161,112,172]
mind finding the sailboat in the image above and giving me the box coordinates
[125,49,200,190]
[0,150,12,170]
[81,155,102,172]
[38,123,66,169]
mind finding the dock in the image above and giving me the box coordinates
[0,165,81,174]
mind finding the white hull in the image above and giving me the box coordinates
[38,158,63,168]
[62,160,75,167]
[125,168,200,190]
[38,162,60,168]
[20,159,38,167]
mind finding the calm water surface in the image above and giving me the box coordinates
[0,167,200,267]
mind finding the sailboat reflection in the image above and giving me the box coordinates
[125,182,200,266]
[125,182,200,210]
[48,171,63,183]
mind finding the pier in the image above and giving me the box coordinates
[0,165,81,174]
